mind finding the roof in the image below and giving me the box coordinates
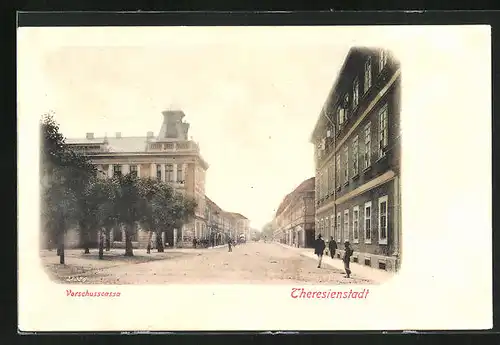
[228,212,248,220]
[275,177,315,217]
[66,137,150,152]
[310,47,379,143]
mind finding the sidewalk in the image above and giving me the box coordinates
[275,242,393,284]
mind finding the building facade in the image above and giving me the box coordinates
[205,197,250,245]
[273,177,316,248]
[65,109,209,248]
[229,213,250,241]
[310,47,401,271]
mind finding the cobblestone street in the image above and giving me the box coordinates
[42,242,375,285]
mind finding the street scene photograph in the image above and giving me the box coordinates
[35,27,401,286]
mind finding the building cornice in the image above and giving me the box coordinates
[316,170,396,214]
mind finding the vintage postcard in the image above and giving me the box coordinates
[17,24,492,331]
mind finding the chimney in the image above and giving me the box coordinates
[147,131,154,138]
[115,132,121,139]
[86,132,94,139]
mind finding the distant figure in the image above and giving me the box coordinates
[343,241,353,278]
[314,234,326,268]
[328,236,337,259]
[228,238,233,252]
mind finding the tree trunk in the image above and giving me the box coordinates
[124,224,134,257]
[105,229,111,251]
[147,231,153,254]
[98,229,104,259]
[156,232,164,253]
[83,229,90,254]
[58,231,65,264]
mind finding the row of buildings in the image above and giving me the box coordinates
[61,109,250,248]
[273,47,402,272]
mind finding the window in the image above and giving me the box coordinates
[337,107,345,129]
[353,206,360,243]
[328,163,335,194]
[343,94,350,120]
[343,209,349,242]
[177,164,183,182]
[113,165,122,177]
[343,146,349,183]
[364,123,371,169]
[335,155,340,188]
[330,215,334,239]
[352,136,359,176]
[353,79,359,108]
[318,172,323,199]
[378,104,389,158]
[379,50,387,71]
[364,201,372,243]
[129,165,138,177]
[364,57,372,92]
[378,196,388,244]
[325,217,330,238]
[156,165,162,181]
[166,164,174,181]
[336,212,341,241]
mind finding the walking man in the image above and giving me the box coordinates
[314,234,326,268]
[343,241,353,278]
[328,236,337,259]
[228,238,233,252]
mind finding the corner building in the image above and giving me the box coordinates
[273,177,316,248]
[65,109,209,248]
[310,47,402,271]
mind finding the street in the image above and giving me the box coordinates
[42,242,375,285]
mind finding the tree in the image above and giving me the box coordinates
[167,192,197,245]
[40,112,96,263]
[150,182,175,253]
[137,178,163,253]
[114,173,142,256]
[93,178,119,259]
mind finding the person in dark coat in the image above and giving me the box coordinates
[343,241,354,278]
[328,236,337,259]
[228,238,233,252]
[314,234,326,268]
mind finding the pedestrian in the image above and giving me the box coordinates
[314,234,326,268]
[193,237,197,249]
[228,238,233,252]
[328,236,337,259]
[343,241,353,278]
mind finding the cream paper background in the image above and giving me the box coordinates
[17,25,491,331]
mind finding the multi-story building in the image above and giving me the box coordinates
[273,177,316,248]
[65,109,209,248]
[229,213,250,241]
[205,197,249,244]
[310,47,401,271]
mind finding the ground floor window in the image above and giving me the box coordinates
[353,205,360,243]
[343,210,349,242]
[378,195,388,244]
[364,201,372,243]
[336,212,341,241]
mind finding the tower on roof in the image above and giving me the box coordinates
[157,110,190,141]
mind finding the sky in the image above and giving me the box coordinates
[20,25,453,230]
